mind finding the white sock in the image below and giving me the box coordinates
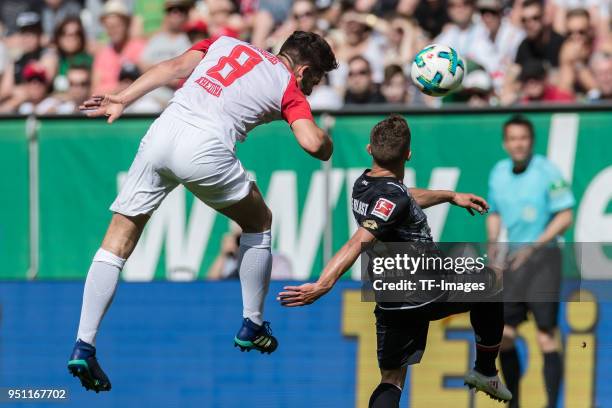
[238,230,272,326]
[76,248,125,346]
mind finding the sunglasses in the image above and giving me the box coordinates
[167,6,189,14]
[479,8,500,15]
[70,80,91,87]
[348,69,370,77]
[294,10,315,19]
[61,29,82,37]
[521,14,542,23]
[449,1,471,8]
[568,28,588,36]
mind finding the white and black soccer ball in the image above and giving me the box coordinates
[410,44,466,96]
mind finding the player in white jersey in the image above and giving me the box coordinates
[67,31,338,392]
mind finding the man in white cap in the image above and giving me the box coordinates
[91,0,146,94]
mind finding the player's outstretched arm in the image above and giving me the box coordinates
[409,189,489,215]
[80,50,203,123]
[290,119,333,161]
[278,227,375,307]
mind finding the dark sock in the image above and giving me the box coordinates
[543,351,562,408]
[500,348,521,408]
[470,302,504,376]
[368,383,401,408]
[475,343,500,376]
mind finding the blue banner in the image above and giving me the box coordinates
[0,282,609,407]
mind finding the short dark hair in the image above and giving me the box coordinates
[278,31,338,74]
[370,115,411,165]
[522,0,542,9]
[348,55,370,68]
[503,115,535,140]
[566,7,590,21]
[384,64,404,84]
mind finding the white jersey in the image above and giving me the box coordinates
[164,36,313,151]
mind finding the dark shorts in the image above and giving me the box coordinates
[502,247,562,331]
[374,302,474,370]
[503,301,559,331]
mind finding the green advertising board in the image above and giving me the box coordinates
[0,119,29,279]
[1,111,610,280]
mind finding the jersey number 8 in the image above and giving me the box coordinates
[206,45,263,87]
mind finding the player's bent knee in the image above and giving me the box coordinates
[101,213,149,259]
[380,368,406,389]
[500,327,517,350]
[536,329,558,351]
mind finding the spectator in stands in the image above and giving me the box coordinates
[413,0,450,38]
[116,63,165,113]
[0,37,13,102]
[590,37,612,100]
[141,0,192,70]
[17,62,57,114]
[477,0,525,86]
[558,8,597,95]
[207,230,241,280]
[82,0,139,42]
[52,65,91,113]
[435,0,500,73]
[344,56,385,104]
[308,74,343,110]
[519,59,575,103]
[250,0,292,48]
[92,0,146,95]
[460,69,495,106]
[515,0,565,69]
[47,17,93,93]
[329,9,387,91]
[381,64,409,104]
[183,19,209,44]
[41,0,82,38]
[205,0,244,41]
[382,13,427,68]
[13,12,49,85]
[552,0,610,38]
[268,0,326,48]
[0,0,39,36]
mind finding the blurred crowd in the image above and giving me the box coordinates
[0,0,610,114]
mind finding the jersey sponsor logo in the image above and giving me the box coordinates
[195,76,222,97]
[371,198,396,221]
[352,198,369,216]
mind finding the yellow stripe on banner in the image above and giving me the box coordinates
[565,290,596,408]
[342,290,378,408]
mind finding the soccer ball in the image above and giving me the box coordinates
[411,44,466,96]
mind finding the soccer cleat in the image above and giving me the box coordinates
[464,369,512,403]
[233,318,278,354]
[67,339,112,393]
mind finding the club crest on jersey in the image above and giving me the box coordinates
[371,198,396,221]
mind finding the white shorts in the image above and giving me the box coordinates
[110,113,252,216]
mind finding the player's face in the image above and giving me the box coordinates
[298,66,323,95]
[503,124,533,163]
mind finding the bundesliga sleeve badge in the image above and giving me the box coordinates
[371,198,396,221]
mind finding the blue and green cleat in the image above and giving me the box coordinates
[67,339,112,393]
[234,318,278,354]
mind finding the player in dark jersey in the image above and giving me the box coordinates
[278,115,512,407]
